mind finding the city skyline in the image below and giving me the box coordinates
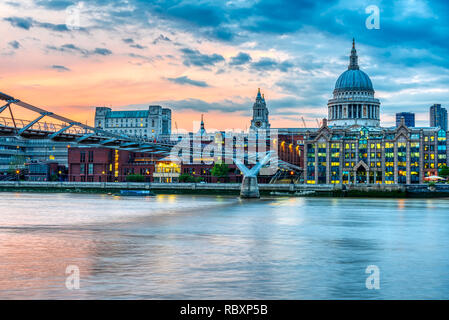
[1,0,449,130]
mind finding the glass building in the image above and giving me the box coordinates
[430,104,448,131]
[396,112,415,127]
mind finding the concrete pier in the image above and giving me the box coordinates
[240,176,260,198]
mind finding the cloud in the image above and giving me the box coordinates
[37,21,70,32]
[180,48,225,67]
[46,44,112,57]
[130,44,147,49]
[5,1,21,7]
[149,98,249,114]
[166,76,210,87]
[47,43,87,55]
[8,40,21,49]
[123,38,134,44]
[229,52,252,66]
[146,95,321,117]
[4,17,33,30]
[153,34,171,44]
[5,0,449,127]
[50,65,71,72]
[251,57,294,72]
[93,48,112,56]
[122,38,146,49]
[4,16,71,32]
[35,0,73,10]
[127,53,153,64]
[163,3,226,28]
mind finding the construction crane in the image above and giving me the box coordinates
[175,121,178,134]
[315,119,322,127]
[301,116,307,128]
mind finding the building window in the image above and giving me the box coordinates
[80,152,86,163]
[88,163,94,175]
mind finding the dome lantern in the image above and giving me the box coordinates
[349,38,359,70]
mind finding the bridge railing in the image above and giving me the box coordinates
[0,116,87,134]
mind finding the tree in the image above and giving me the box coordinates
[211,163,229,182]
[179,173,192,182]
[439,165,449,179]
[126,174,145,182]
[8,155,26,175]
[179,173,203,183]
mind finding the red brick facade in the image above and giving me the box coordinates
[68,148,157,182]
[68,134,304,183]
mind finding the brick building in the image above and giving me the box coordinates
[68,130,303,184]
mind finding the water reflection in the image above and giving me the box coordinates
[1,193,449,299]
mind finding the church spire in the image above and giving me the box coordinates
[348,38,359,70]
[198,114,206,136]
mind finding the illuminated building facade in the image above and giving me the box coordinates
[68,147,159,182]
[304,40,449,185]
[0,137,68,177]
[304,119,447,184]
[153,162,181,183]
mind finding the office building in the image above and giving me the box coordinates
[396,112,415,127]
[94,105,172,140]
[430,104,448,131]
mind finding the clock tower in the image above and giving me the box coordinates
[250,88,270,130]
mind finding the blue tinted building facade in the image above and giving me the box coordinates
[396,112,415,127]
[430,104,448,131]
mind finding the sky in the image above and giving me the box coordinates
[1,0,449,130]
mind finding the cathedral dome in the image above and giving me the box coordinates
[327,39,381,128]
[333,39,374,93]
[335,69,373,91]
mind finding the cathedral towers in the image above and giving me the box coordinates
[250,88,270,130]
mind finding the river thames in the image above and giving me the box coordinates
[0,192,448,299]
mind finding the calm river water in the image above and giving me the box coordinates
[0,192,449,299]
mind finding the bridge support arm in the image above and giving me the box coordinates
[76,132,96,143]
[100,138,118,145]
[48,123,75,139]
[0,99,19,115]
[0,103,10,115]
[18,112,53,135]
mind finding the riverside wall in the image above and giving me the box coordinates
[0,181,448,197]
